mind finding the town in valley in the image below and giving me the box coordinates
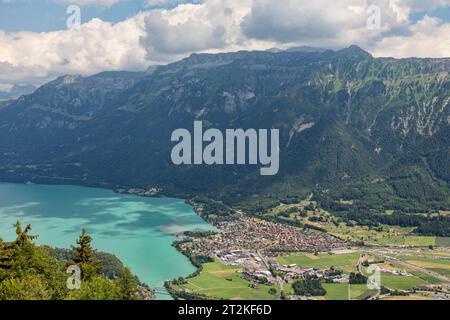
[167,199,450,301]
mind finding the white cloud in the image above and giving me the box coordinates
[140,1,249,59]
[0,13,150,85]
[138,0,450,58]
[0,0,449,87]
[372,15,450,58]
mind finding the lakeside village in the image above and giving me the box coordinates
[114,187,450,300]
[173,215,352,288]
[170,213,450,300]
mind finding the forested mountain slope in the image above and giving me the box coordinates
[0,46,448,213]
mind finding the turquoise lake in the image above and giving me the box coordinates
[0,182,215,299]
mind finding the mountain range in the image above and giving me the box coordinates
[0,84,36,101]
[0,46,449,214]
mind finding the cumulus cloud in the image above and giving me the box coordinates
[372,15,450,58]
[0,13,150,85]
[140,1,248,59]
[0,0,449,87]
[241,0,362,43]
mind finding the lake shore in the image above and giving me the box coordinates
[0,181,216,300]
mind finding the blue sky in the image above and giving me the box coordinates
[0,1,159,32]
[0,0,449,87]
[411,7,450,23]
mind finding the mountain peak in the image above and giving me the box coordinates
[52,74,83,86]
[337,45,373,59]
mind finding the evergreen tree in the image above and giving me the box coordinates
[66,276,122,300]
[0,223,146,300]
[73,229,94,264]
[119,268,138,300]
[0,221,67,299]
[14,220,37,246]
[72,229,100,280]
[0,221,37,273]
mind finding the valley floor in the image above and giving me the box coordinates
[169,246,450,300]
[166,199,450,301]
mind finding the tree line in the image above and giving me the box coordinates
[0,221,151,300]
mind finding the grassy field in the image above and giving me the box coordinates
[429,269,450,277]
[277,252,360,273]
[380,274,426,291]
[322,283,349,300]
[323,269,436,298]
[408,270,444,285]
[173,255,376,300]
[171,252,448,300]
[395,256,450,277]
[350,287,378,300]
[266,202,450,247]
[436,237,450,247]
[283,283,294,297]
[361,254,447,289]
[322,283,375,300]
[172,261,277,300]
[403,236,436,246]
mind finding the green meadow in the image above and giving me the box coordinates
[380,274,426,291]
[408,270,444,285]
[277,252,360,273]
[267,202,450,248]
[322,283,375,300]
[172,261,277,300]
[396,256,450,277]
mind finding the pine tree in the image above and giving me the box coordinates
[14,220,37,246]
[120,268,138,300]
[73,229,94,264]
[0,220,37,273]
[72,229,100,280]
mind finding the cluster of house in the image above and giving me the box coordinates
[375,266,409,276]
[241,270,276,286]
[176,216,353,288]
[238,261,349,286]
[211,249,349,286]
[269,260,349,284]
[115,187,161,197]
[216,250,265,269]
[181,217,347,257]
